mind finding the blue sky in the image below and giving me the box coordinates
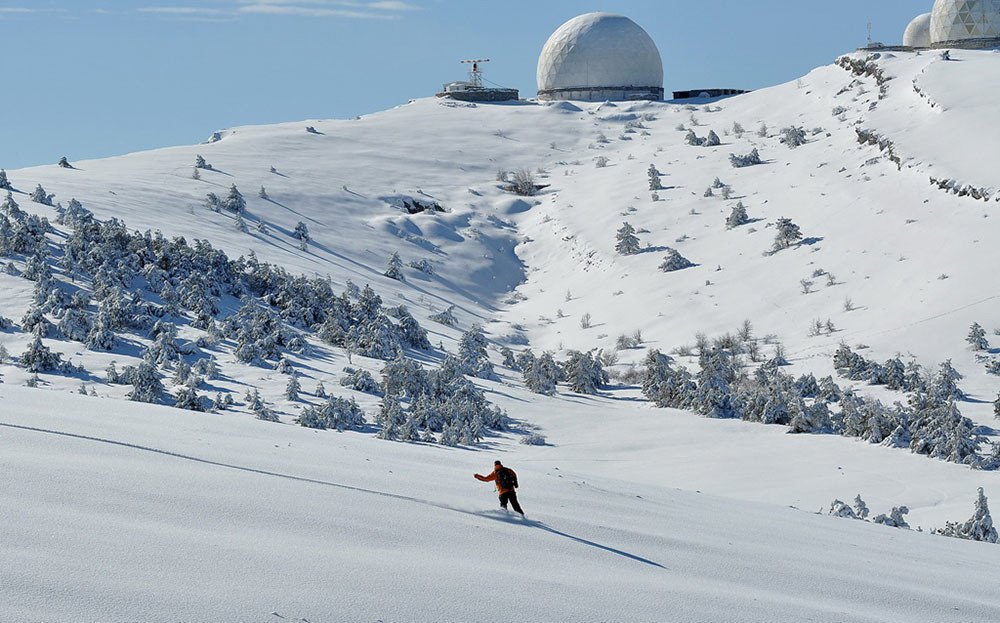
[1,0,930,169]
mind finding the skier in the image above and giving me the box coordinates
[475,460,525,517]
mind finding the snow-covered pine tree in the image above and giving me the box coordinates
[772,217,803,251]
[285,372,301,401]
[935,488,997,543]
[642,349,695,409]
[967,322,989,351]
[195,155,211,170]
[223,184,245,213]
[173,387,205,411]
[703,130,721,147]
[31,184,54,206]
[458,325,494,379]
[293,221,310,242]
[258,186,268,200]
[384,252,404,281]
[199,194,221,214]
[523,352,560,395]
[930,360,964,402]
[58,156,71,168]
[726,201,750,229]
[126,361,164,403]
[659,248,694,272]
[19,336,63,372]
[562,350,608,395]
[853,495,870,519]
[615,222,641,255]
[647,164,663,191]
[0,169,10,190]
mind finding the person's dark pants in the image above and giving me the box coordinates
[499,490,524,515]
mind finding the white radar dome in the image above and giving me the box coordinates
[930,0,1000,44]
[903,13,932,47]
[536,13,664,102]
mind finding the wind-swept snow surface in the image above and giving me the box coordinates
[3,386,1000,623]
[4,49,1000,621]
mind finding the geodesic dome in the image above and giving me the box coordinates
[904,13,933,47]
[931,0,1000,44]
[536,13,664,102]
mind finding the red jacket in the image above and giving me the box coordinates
[475,466,517,494]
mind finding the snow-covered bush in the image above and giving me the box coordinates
[729,148,763,168]
[299,396,367,432]
[429,305,457,327]
[779,126,808,149]
[520,433,546,446]
[508,169,537,196]
[659,249,694,272]
[341,366,381,394]
[726,201,750,229]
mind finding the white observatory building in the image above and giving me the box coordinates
[903,13,932,47]
[536,13,664,102]
[929,0,1000,46]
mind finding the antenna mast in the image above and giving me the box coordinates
[460,58,490,88]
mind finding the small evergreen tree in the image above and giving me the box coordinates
[647,164,663,190]
[258,186,269,200]
[58,156,72,168]
[127,361,164,404]
[0,169,10,190]
[31,184,54,206]
[285,372,301,401]
[660,249,694,272]
[935,488,997,543]
[223,184,245,213]
[703,130,721,147]
[772,217,803,251]
[726,201,749,229]
[967,322,989,351]
[384,252,404,281]
[293,221,310,242]
[195,155,211,170]
[458,325,494,379]
[615,222,641,255]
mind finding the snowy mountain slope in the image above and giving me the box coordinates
[3,49,1000,621]
[4,385,1000,623]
